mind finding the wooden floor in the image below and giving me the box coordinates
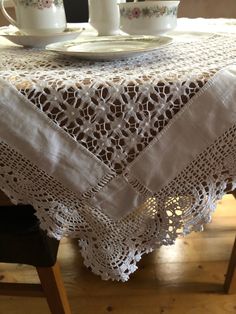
[0,195,236,314]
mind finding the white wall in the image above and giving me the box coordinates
[0,8,15,27]
[178,0,236,18]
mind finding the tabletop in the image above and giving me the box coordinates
[0,19,236,281]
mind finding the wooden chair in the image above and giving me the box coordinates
[224,189,236,294]
[0,204,72,314]
[0,188,235,299]
[63,0,88,23]
[224,236,236,293]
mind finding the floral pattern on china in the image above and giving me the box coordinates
[120,5,178,19]
[18,0,63,9]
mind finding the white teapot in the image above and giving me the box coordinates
[89,0,125,36]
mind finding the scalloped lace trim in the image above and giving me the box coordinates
[1,123,236,281]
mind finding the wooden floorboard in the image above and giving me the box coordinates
[0,194,236,314]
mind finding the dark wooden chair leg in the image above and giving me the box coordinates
[37,262,72,314]
[224,236,236,294]
[232,190,236,199]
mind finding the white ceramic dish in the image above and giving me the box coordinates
[0,25,83,48]
[119,1,180,36]
[46,35,173,60]
[169,30,214,42]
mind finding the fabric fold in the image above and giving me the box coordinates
[91,65,236,218]
[128,65,236,192]
[0,79,113,197]
[1,66,236,220]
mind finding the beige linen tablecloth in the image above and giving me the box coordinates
[0,19,236,281]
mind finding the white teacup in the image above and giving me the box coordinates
[119,1,180,36]
[0,0,67,35]
[89,0,125,36]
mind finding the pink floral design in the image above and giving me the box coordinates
[132,7,141,19]
[42,0,53,8]
[120,5,178,19]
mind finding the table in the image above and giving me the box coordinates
[0,19,236,282]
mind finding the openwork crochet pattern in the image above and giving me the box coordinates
[0,32,236,281]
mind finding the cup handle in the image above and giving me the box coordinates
[0,0,18,27]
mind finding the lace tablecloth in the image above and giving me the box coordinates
[0,19,236,281]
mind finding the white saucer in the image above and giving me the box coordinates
[46,35,173,61]
[168,30,214,42]
[0,25,84,48]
